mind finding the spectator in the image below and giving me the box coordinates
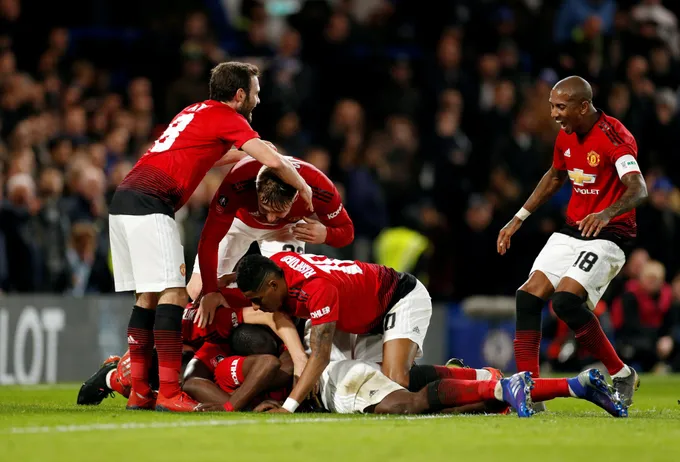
[65,222,113,296]
[611,260,675,372]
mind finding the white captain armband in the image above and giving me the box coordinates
[615,154,641,179]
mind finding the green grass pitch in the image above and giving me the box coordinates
[2,375,680,462]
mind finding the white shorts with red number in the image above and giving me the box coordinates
[109,213,186,293]
[529,232,626,309]
[320,359,404,413]
[304,280,432,363]
[192,217,305,277]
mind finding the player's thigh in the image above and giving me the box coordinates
[320,360,404,414]
[109,214,135,292]
[382,280,432,360]
[561,239,625,310]
[123,214,186,293]
[527,233,577,291]
[192,218,256,276]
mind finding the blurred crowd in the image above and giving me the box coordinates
[1,0,680,369]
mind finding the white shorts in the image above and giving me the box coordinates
[192,217,305,276]
[530,232,626,309]
[320,360,404,413]
[109,214,185,293]
[303,279,432,363]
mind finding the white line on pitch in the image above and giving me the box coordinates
[4,414,453,435]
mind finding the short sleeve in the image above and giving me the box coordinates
[304,279,340,326]
[218,110,260,148]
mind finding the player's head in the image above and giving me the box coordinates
[210,62,260,122]
[256,166,298,224]
[229,324,279,356]
[236,254,288,312]
[549,75,595,135]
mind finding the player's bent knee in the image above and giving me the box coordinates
[551,291,593,327]
[253,354,281,373]
[159,287,188,307]
[186,275,201,301]
[519,272,554,299]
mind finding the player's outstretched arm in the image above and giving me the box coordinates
[241,138,314,211]
[497,166,568,255]
[269,321,336,413]
[242,308,308,379]
[577,172,648,238]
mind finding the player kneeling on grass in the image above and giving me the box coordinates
[254,360,627,418]
[234,252,432,414]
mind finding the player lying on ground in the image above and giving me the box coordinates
[192,157,355,325]
[497,75,647,407]
[108,61,313,412]
[77,288,307,407]
[234,252,432,413]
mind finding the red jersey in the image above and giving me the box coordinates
[112,101,259,215]
[553,111,641,243]
[271,252,411,334]
[198,157,354,293]
[181,287,250,350]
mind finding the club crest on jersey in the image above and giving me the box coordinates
[587,151,600,167]
[216,195,228,213]
[180,264,186,276]
[568,168,596,186]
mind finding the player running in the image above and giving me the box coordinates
[189,156,354,308]
[108,61,312,412]
[234,252,432,414]
[497,76,648,406]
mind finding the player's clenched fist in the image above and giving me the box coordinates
[497,217,523,255]
[195,291,227,328]
[577,210,611,238]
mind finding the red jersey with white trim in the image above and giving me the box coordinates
[114,100,259,213]
[198,157,354,293]
[271,252,402,334]
[552,111,640,242]
[182,287,250,350]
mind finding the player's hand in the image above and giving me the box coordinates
[292,217,327,244]
[497,217,523,255]
[254,400,282,412]
[218,272,237,288]
[299,184,314,213]
[195,291,226,328]
[576,210,611,238]
[196,403,227,412]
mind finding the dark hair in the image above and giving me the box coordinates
[209,61,260,102]
[229,324,279,356]
[256,167,298,211]
[235,254,283,293]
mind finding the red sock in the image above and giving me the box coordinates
[514,330,541,377]
[434,365,477,380]
[426,379,497,408]
[127,307,155,397]
[108,370,131,398]
[531,378,570,402]
[154,304,184,398]
[575,316,625,376]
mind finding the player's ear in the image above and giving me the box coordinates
[236,87,246,103]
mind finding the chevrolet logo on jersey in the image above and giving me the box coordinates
[568,168,596,186]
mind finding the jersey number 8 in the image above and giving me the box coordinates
[149,113,195,153]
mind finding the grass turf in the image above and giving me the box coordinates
[1,375,679,462]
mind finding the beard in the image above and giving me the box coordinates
[239,102,254,122]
